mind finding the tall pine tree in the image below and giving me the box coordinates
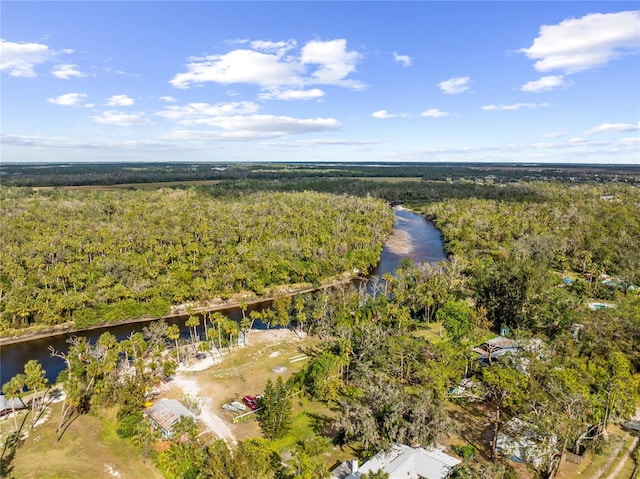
[258,377,292,439]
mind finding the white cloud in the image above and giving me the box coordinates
[372,110,409,119]
[92,110,153,127]
[569,137,589,144]
[258,88,325,101]
[170,38,363,91]
[619,137,640,145]
[0,39,53,77]
[165,115,340,140]
[0,133,181,151]
[103,67,128,76]
[585,121,640,134]
[533,142,554,148]
[300,39,363,89]
[438,76,470,94]
[347,146,376,152]
[51,63,86,79]
[421,108,450,118]
[106,94,135,106]
[304,138,381,146]
[520,11,640,73]
[544,131,567,138]
[159,96,177,103]
[372,110,391,119]
[265,138,382,148]
[520,75,569,92]
[47,92,88,106]
[171,49,302,89]
[156,101,260,123]
[250,39,297,55]
[393,51,412,67]
[482,102,549,111]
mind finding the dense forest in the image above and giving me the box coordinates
[1,165,639,479]
[0,188,393,332]
[2,161,639,187]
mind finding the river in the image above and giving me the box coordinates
[0,207,445,386]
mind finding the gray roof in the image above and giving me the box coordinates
[146,399,197,436]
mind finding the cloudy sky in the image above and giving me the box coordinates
[1,1,639,163]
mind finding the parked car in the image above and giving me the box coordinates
[242,395,259,410]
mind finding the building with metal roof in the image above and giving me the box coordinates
[145,399,197,439]
[332,444,461,479]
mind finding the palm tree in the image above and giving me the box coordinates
[210,312,225,351]
[24,360,48,427]
[167,324,181,364]
[185,315,200,346]
[381,272,394,296]
[2,374,26,431]
[240,316,251,345]
[224,320,239,352]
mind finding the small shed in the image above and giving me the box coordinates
[145,399,197,438]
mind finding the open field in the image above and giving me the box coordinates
[1,404,161,479]
[160,328,328,445]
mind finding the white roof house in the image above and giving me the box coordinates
[332,444,461,479]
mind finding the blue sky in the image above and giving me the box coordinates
[1,1,639,164]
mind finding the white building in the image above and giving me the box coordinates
[331,444,461,479]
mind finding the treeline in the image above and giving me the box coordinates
[0,188,393,331]
[420,182,640,287]
[201,177,549,204]
[2,162,638,187]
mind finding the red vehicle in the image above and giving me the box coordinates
[242,395,259,410]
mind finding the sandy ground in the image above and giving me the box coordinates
[385,229,413,255]
[169,374,236,443]
[163,328,304,443]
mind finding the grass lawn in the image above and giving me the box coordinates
[413,321,446,343]
[2,403,161,479]
[268,396,334,452]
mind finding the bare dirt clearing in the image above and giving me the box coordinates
[161,328,318,442]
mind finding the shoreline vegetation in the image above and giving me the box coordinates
[0,205,422,346]
[0,204,424,345]
[1,189,395,341]
[0,205,423,345]
[0,273,359,346]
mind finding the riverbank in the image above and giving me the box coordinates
[0,273,359,347]
[0,206,426,347]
